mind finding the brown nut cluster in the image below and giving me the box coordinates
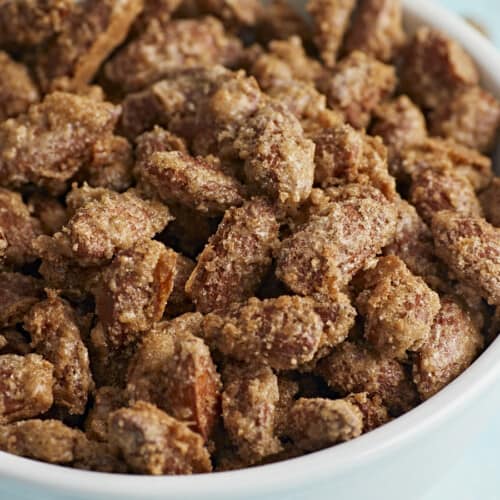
[0,0,498,476]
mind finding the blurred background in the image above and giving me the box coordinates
[424,1,499,499]
[439,0,499,46]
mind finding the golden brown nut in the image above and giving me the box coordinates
[265,82,341,137]
[160,330,221,440]
[393,137,492,191]
[34,236,102,301]
[35,0,144,91]
[343,0,405,62]
[127,315,201,403]
[307,0,356,68]
[0,417,124,472]
[0,0,73,48]
[202,296,325,370]
[0,51,39,121]
[413,296,484,400]
[79,135,134,193]
[93,240,177,348]
[47,186,172,267]
[104,16,243,93]
[479,178,500,227]
[120,66,260,148]
[312,124,396,200]
[0,92,120,195]
[0,420,82,464]
[85,386,127,442]
[186,198,279,313]
[399,27,479,109]
[370,95,427,158]
[0,354,54,424]
[108,401,212,475]
[312,292,357,359]
[383,198,444,289]
[222,362,282,463]
[286,397,363,452]
[429,86,500,153]
[409,167,483,225]
[72,439,127,473]
[135,126,188,169]
[317,341,419,416]
[0,188,42,267]
[346,392,390,432]
[140,151,246,216]
[432,211,500,306]
[24,292,93,415]
[0,273,43,328]
[320,51,396,129]
[276,184,397,296]
[251,36,323,90]
[355,256,441,359]
[235,100,315,211]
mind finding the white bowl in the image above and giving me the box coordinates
[1,1,500,499]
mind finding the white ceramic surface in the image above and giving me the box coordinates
[1,2,500,499]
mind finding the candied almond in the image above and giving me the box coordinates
[0,354,54,424]
[343,0,405,62]
[413,296,484,400]
[0,188,43,267]
[355,256,441,359]
[202,296,325,370]
[399,27,479,109]
[320,50,396,129]
[24,292,93,415]
[0,0,73,48]
[49,186,172,267]
[35,0,144,91]
[93,240,177,348]
[312,124,396,200]
[108,401,212,475]
[186,197,279,313]
[127,314,202,406]
[0,92,120,195]
[140,151,246,216]
[317,341,419,416]
[276,184,397,296]
[432,212,500,306]
[429,86,500,153]
[222,363,282,463]
[370,95,427,157]
[308,0,356,68]
[104,16,243,93]
[286,397,363,452]
[409,167,483,225]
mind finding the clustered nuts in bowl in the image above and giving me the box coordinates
[0,1,499,499]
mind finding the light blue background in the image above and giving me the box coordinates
[2,1,499,499]
[424,2,500,499]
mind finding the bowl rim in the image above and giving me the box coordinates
[2,0,500,497]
